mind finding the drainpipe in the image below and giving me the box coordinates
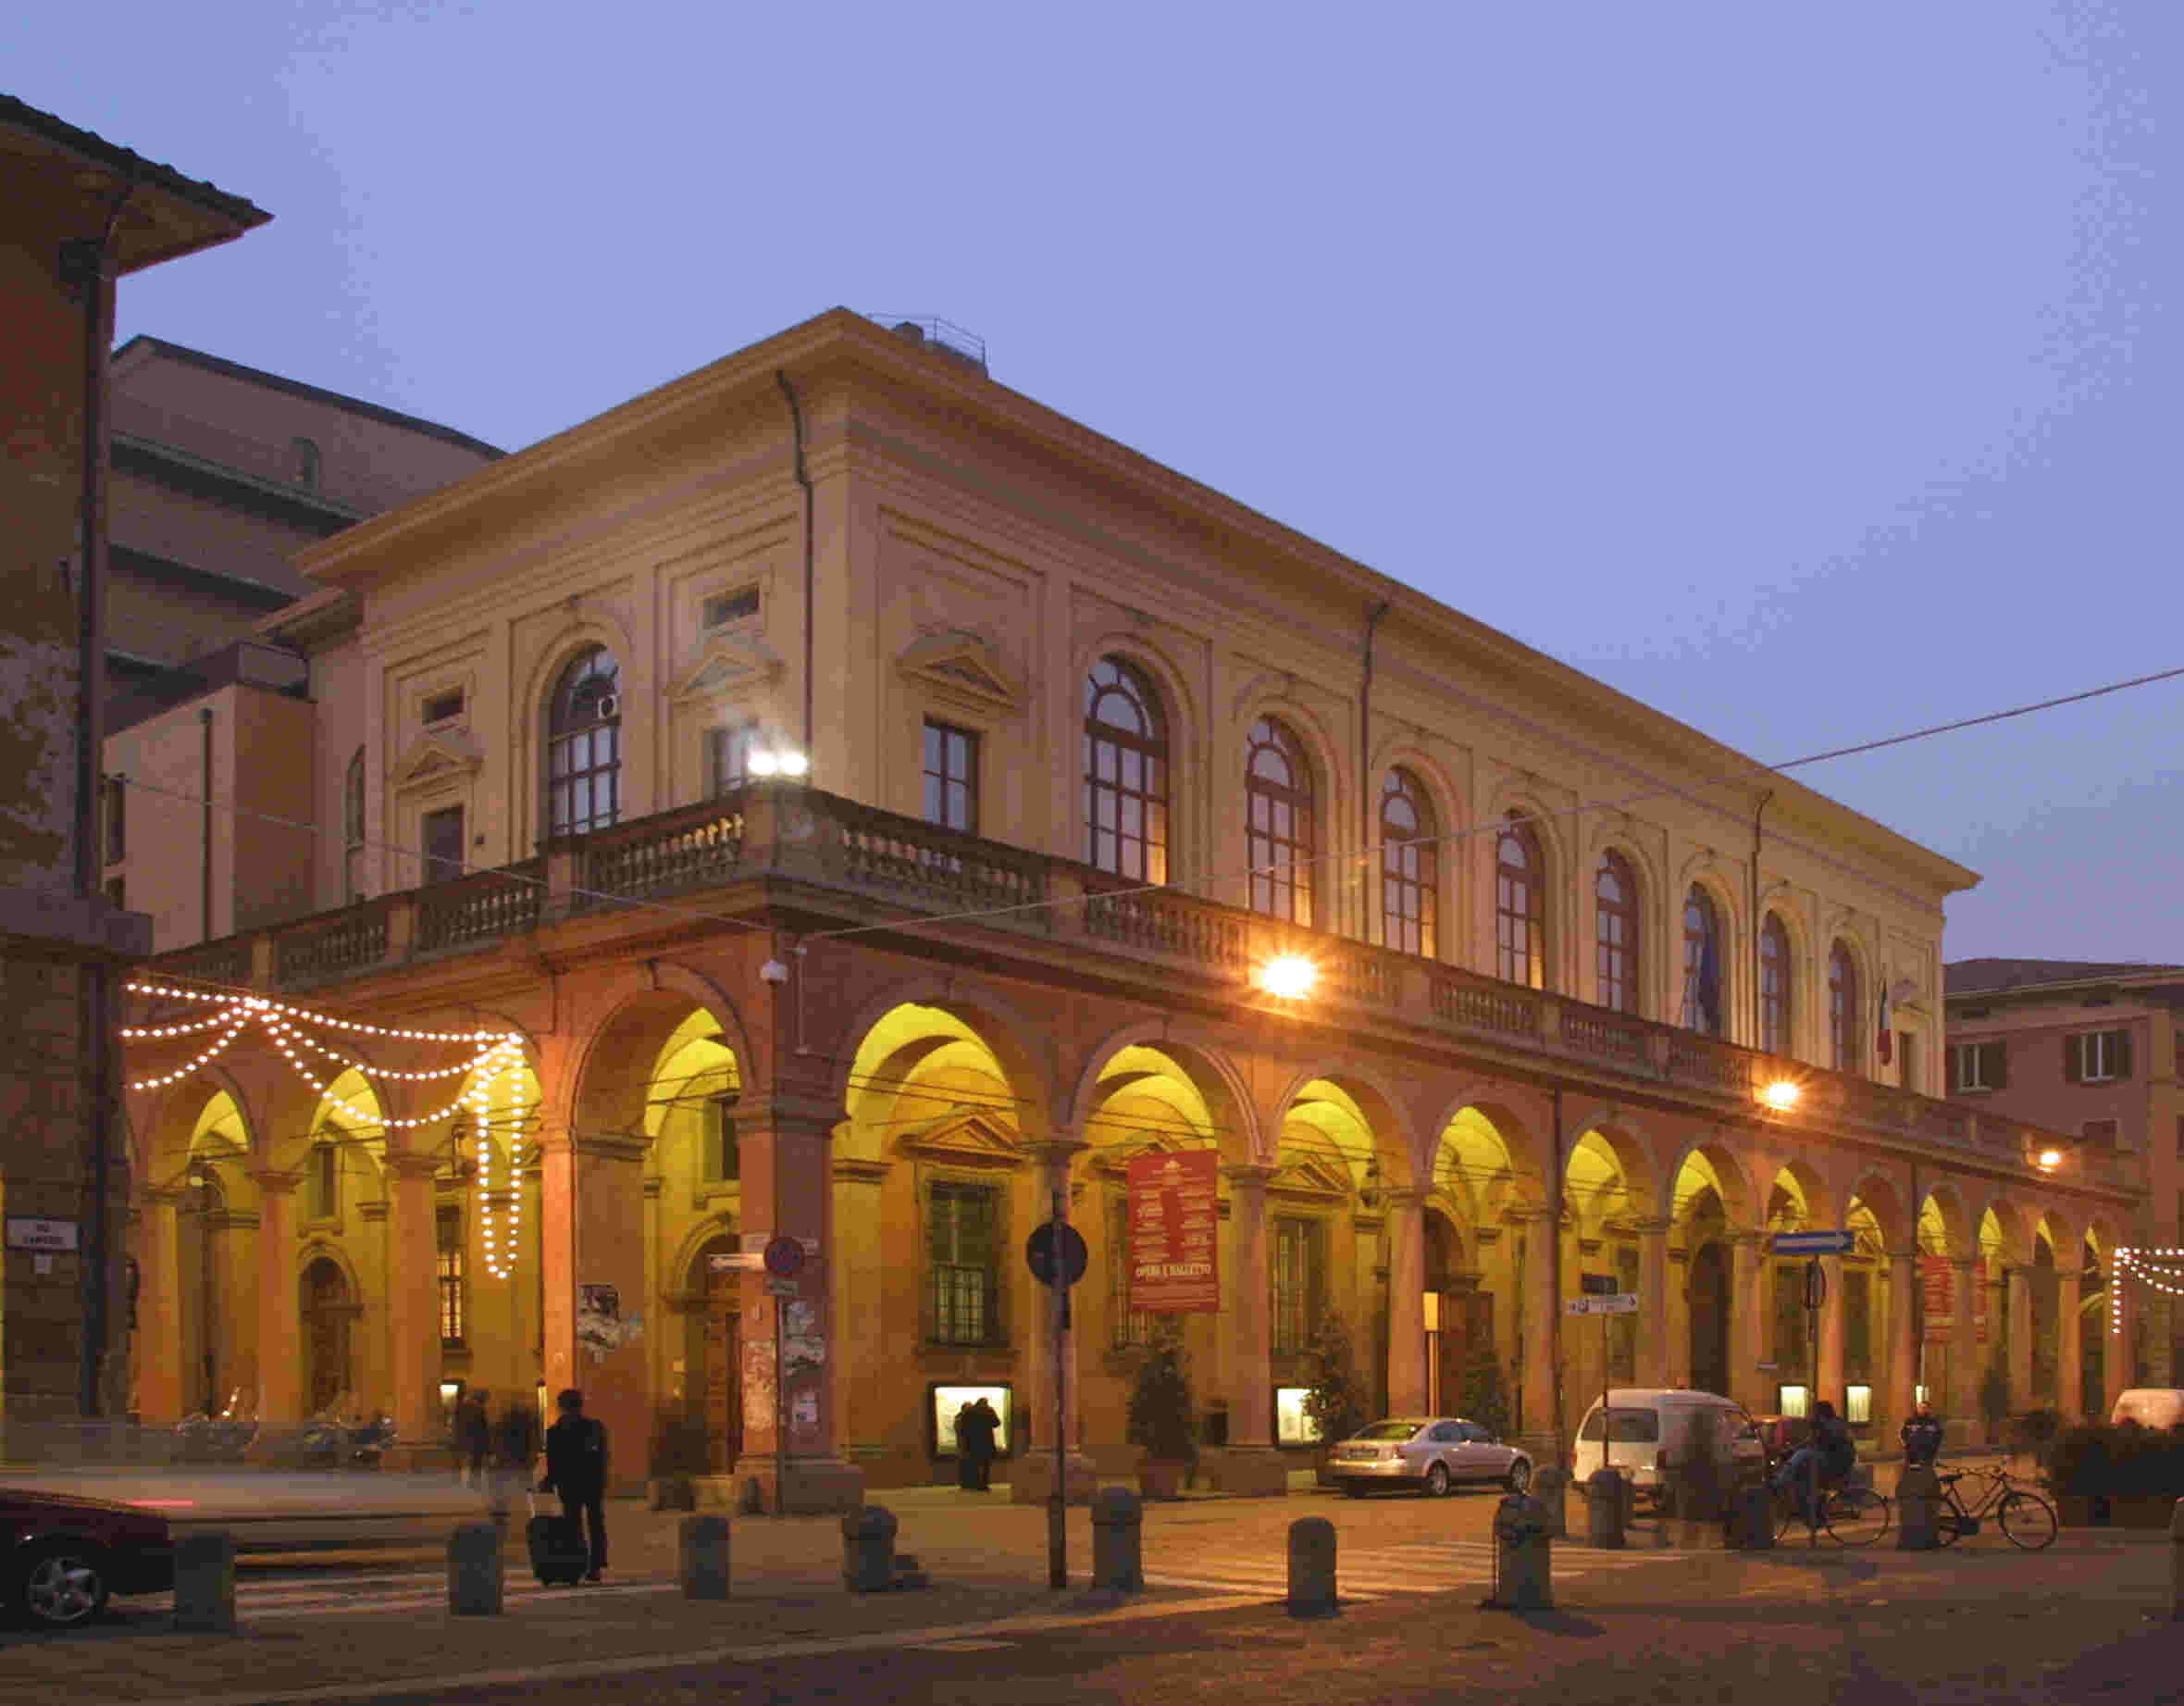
[1359,600,1390,943]
[1551,1084,1565,1465]
[200,707,215,941]
[1751,792,1772,1047]
[64,180,136,1418]
[776,373,814,762]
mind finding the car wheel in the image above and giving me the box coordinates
[1504,1459,1532,1494]
[1424,1463,1452,1499]
[17,1543,110,1629]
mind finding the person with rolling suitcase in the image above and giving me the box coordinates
[537,1387,609,1584]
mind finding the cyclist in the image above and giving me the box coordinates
[1900,1397,1944,1468]
[1773,1399,1856,1521]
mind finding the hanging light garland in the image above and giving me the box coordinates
[123,981,529,1278]
[2110,1249,2184,1335]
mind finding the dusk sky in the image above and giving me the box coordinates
[16,3,2179,964]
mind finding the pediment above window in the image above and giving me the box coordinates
[389,729,484,792]
[896,1110,1024,1168]
[1267,1153,1352,1202]
[898,630,1024,716]
[670,631,786,704]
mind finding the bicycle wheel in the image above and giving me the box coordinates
[1826,1486,1891,1548]
[1997,1490,2057,1551]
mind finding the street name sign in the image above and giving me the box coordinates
[1771,1230,1855,1256]
[1566,1293,1639,1315]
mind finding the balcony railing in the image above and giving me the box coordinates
[138,783,2112,1193]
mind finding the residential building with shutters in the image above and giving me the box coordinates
[118,309,2128,1505]
[1945,958,2184,1402]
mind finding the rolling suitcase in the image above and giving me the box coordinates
[526,1491,589,1586]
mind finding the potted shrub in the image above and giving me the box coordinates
[1301,1314,1370,1486]
[1456,1351,1515,1444]
[647,1405,710,1511]
[1126,1318,1197,1500]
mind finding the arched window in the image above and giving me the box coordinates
[1830,941,1862,1073]
[1380,768,1437,956]
[1495,816,1545,989]
[546,645,622,838]
[1760,914,1793,1054]
[1681,885,1725,1036]
[1595,851,1639,1014]
[1246,718,1315,923]
[1084,656,1169,883]
[342,747,366,904]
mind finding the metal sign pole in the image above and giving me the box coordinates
[1806,1256,1822,1548]
[1049,1189,1067,1591]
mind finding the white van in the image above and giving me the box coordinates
[1570,1388,1767,1503]
[2110,1389,2184,1430]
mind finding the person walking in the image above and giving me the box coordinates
[491,1398,541,1522]
[955,1397,998,1492]
[455,1389,491,1490]
[539,1388,609,1582]
[1901,1396,1945,1468]
[969,1396,1001,1490]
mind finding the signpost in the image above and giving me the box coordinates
[1770,1230,1851,1547]
[1770,1231,1855,1256]
[1026,1196,1086,1590]
[1568,1290,1639,1453]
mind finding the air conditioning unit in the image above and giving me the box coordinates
[597,693,619,720]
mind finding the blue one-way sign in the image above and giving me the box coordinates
[1772,1230,1855,1255]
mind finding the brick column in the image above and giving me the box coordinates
[2057,1268,2085,1421]
[728,1094,862,1513]
[1818,1257,1846,1409]
[1015,1138,1096,1506]
[2006,1264,2034,1416]
[251,1172,303,1429]
[1385,1189,1428,1415]
[1511,1206,1559,1456]
[540,1127,651,1499]
[135,1188,186,1425]
[1665,1242,1693,1388]
[383,1152,442,1457]
[1215,1164,1286,1495]
[1948,1257,1980,1427]
[1635,1220,1670,1388]
[1731,1232,1766,1413]
[1887,1250,1918,1430]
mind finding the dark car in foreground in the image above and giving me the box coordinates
[3,1486,173,1627]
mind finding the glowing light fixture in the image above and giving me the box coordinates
[1759,1079,1802,1113]
[748,750,780,778]
[2036,1147,2064,1171]
[1260,955,1318,1000]
[776,750,810,778]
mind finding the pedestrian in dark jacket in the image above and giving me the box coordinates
[955,1398,999,1492]
[491,1401,541,1517]
[1901,1398,1945,1467]
[539,1388,609,1581]
[455,1390,491,1489]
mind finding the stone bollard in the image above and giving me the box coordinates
[171,1530,236,1634]
[1532,1466,1569,1539]
[1286,1516,1339,1619]
[1092,1487,1144,1593]
[1895,1464,1941,1551]
[1731,1481,1774,1550]
[841,1504,899,1593]
[1585,1467,1627,1550]
[1488,1493,1554,1611]
[2169,1500,2184,1620]
[679,1513,731,1600]
[446,1521,503,1615]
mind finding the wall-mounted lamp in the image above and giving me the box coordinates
[1759,1079,1803,1113]
[748,748,809,779]
[1260,955,1318,1000]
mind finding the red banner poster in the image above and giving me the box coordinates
[1128,1149,1221,1314]
[1920,1253,1990,1346]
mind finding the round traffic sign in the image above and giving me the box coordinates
[763,1234,805,1278]
[1025,1222,1089,1288]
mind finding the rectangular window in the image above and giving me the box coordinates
[1950,1040,2007,1093]
[1108,1195,1148,1350]
[927,1180,999,1347]
[1843,1384,1873,1426]
[421,804,465,884]
[701,587,761,629]
[102,775,125,865]
[706,726,755,797]
[310,1144,338,1221]
[437,1206,465,1345]
[1271,1216,1323,1357]
[422,688,465,726]
[922,720,980,834]
[2066,1028,2132,1084]
[1778,1384,1810,1419]
[706,1094,739,1182]
[1897,1032,1918,1094]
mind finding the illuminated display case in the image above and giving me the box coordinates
[1274,1386,1322,1448]
[927,1383,1014,1458]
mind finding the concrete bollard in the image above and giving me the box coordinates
[679,1514,731,1600]
[1895,1464,1941,1551]
[171,1530,236,1634]
[1488,1493,1554,1611]
[841,1504,899,1593]
[1731,1481,1774,1550]
[1585,1467,1627,1550]
[1092,1487,1144,1593]
[1286,1516,1339,1619]
[2169,1500,2184,1620]
[1532,1466,1569,1539]
[446,1522,503,1615]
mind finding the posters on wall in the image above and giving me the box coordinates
[1127,1150,1221,1314]
[1919,1253,1990,1346]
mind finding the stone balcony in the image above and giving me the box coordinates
[146,783,2130,1201]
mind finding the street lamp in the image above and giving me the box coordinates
[1759,1079,1803,1113]
[748,747,809,780]
[1260,955,1317,1000]
[2036,1147,2064,1172]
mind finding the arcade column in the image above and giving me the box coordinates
[1384,1189,1428,1416]
[539,1127,651,1497]
[1214,1164,1287,1496]
[1635,1219,1670,1388]
[1014,1138,1096,1507]
[134,1187,185,1425]
[249,1171,303,1432]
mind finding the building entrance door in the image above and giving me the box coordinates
[704,1253,743,1472]
[1689,1240,1731,1399]
[301,1256,350,1413]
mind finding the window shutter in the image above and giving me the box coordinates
[1988,1040,2008,1090]
[2116,1030,2135,1080]
[2063,1035,2082,1084]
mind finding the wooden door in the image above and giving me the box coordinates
[302,1258,349,1414]
[1689,1241,1731,1400]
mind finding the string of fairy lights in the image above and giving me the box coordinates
[2109,1249,2184,1338]
[123,982,529,1281]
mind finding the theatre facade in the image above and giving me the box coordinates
[116,311,2138,1508]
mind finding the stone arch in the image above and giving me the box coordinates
[1426,1094,1549,1230]
[1917,1181,1976,1258]
[1665,1135,1756,1229]
[1367,737,1464,841]
[131,1065,260,1183]
[667,1210,743,1297]
[564,965,747,1136]
[1842,1167,1910,1252]
[1063,1018,1259,1164]
[1268,1062,1422,1191]
[1975,1194,2033,1267]
[829,974,1059,1139]
[1763,1157,1836,1234]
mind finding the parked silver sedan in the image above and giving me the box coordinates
[1328,1416,1533,1499]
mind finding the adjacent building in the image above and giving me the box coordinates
[120,309,2125,1504]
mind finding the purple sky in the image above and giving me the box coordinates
[19,4,2180,962]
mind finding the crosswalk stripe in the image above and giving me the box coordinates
[1140,1573,1384,1602]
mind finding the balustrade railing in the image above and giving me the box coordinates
[1430,971,1541,1039]
[831,800,1048,920]
[584,803,744,906]
[1559,1006,1652,1067]
[276,906,389,983]
[159,938,252,992]
[417,860,544,953]
[1082,882,1247,971]
[1319,945,1397,1006]
[1667,1031,1749,1096]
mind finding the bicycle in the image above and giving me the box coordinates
[1772,1467,1892,1547]
[1931,1462,2057,1551]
